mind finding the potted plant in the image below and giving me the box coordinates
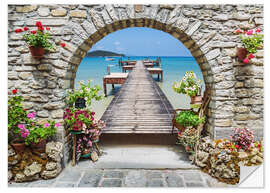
[65,80,103,109]
[172,109,205,134]
[235,28,263,64]
[14,21,56,59]
[77,118,105,157]
[25,120,60,152]
[178,127,198,156]
[8,89,30,154]
[64,108,94,132]
[172,71,202,105]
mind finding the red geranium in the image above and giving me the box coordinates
[248,53,254,59]
[24,27,29,31]
[12,89,17,94]
[256,28,261,33]
[31,30,36,34]
[36,21,42,27]
[14,28,23,33]
[46,27,50,30]
[38,26,44,31]
[60,42,66,48]
[235,29,242,34]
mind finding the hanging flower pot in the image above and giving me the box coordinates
[190,95,203,105]
[29,46,45,59]
[11,140,25,155]
[30,139,46,152]
[237,47,248,62]
[75,97,86,109]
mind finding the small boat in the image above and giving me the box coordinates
[105,57,115,61]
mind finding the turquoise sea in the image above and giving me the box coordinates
[75,56,205,119]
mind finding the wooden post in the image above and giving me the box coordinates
[103,79,107,97]
[72,134,76,166]
[161,71,163,82]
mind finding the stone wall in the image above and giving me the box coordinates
[8,4,264,165]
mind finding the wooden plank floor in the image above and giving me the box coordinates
[101,61,174,133]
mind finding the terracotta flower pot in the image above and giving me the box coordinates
[11,141,25,155]
[30,139,46,152]
[75,98,86,109]
[237,47,248,62]
[29,46,45,59]
[190,95,203,104]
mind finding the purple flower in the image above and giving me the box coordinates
[44,123,50,128]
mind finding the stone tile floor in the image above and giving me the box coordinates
[8,144,235,188]
[9,167,233,187]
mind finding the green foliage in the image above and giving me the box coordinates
[172,71,202,97]
[65,80,103,107]
[24,120,57,145]
[23,30,55,51]
[175,110,205,128]
[8,92,29,140]
[240,33,263,54]
[178,128,198,154]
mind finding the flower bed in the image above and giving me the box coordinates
[195,134,263,185]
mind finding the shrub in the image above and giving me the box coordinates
[175,110,205,128]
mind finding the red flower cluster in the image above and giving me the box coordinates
[64,108,94,131]
[12,89,17,94]
[14,28,23,33]
[60,42,66,48]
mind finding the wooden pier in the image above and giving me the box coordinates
[101,61,174,134]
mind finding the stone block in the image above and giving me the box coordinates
[70,10,87,18]
[51,8,67,17]
[101,179,122,187]
[16,5,37,13]
[215,119,232,127]
[78,172,102,187]
[205,48,220,60]
[104,170,124,178]
[38,7,50,17]
[185,20,202,36]
[165,172,184,187]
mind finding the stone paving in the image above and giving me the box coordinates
[9,167,232,187]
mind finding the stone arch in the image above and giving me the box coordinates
[64,18,218,137]
[8,4,264,165]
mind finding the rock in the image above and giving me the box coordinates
[51,8,67,17]
[38,7,50,16]
[91,151,98,162]
[251,148,259,156]
[255,155,263,163]
[24,162,42,177]
[250,156,257,164]
[238,152,248,159]
[45,161,58,171]
[16,5,37,13]
[41,166,62,179]
[8,145,16,157]
[51,109,64,119]
[205,48,220,60]
[15,173,39,182]
[258,152,263,158]
[134,4,144,12]
[8,170,13,181]
[8,154,20,166]
[70,10,87,18]
[46,142,63,162]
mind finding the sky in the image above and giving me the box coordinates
[90,27,192,57]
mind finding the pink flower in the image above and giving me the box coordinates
[27,112,36,119]
[18,124,25,130]
[91,112,95,116]
[55,123,61,128]
[44,123,50,128]
[247,30,253,35]
[256,28,261,33]
[243,58,249,64]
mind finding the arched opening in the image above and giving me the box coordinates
[74,27,206,120]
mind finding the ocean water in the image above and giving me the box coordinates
[75,56,205,119]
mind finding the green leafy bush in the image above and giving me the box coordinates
[175,110,205,128]
[65,80,102,107]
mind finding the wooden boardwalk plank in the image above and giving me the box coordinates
[101,61,174,133]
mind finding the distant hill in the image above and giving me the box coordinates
[86,50,125,57]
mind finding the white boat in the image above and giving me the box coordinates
[105,57,115,61]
